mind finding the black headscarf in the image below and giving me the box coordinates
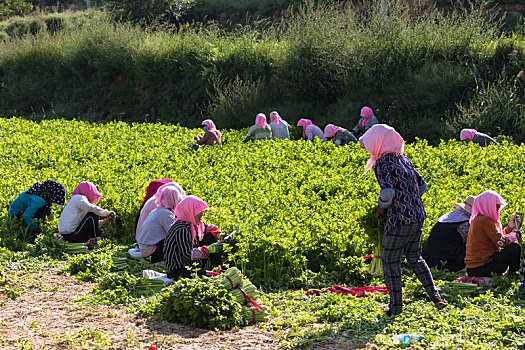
[26,180,66,207]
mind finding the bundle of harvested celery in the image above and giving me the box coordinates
[217,267,243,290]
[241,305,269,324]
[230,280,260,304]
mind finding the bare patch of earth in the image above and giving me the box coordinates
[0,269,280,349]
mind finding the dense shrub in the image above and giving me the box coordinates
[0,0,32,18]
[1,2,525,141]
[102,0,197,25]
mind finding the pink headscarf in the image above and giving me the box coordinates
[470,190,507,233]
[202,119,217,131]
[270,111,283,125]
[174,195,209,244]
[359,124,405,175]
[155,186,185,214]
[202,119,221,138]
[360,106,374,126]
[143,178,172,203]
[255,113,268,129]
[460,129,477,141]
[324,124,343,138]
[71,181,103,204]
[297,118,315,139]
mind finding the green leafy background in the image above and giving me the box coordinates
[0,117,523,288]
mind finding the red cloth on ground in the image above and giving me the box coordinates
[305,285,389,297]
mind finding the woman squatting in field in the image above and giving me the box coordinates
[352,106,378,138]
[465,190,522,277]
[136,185,185,263]
[135,178,173,235]
[164,195,226,279]
[243,113,273,142]
[359,124,448,316]
[192,119,223,149]
[269,111,292,140]
[297,118,326,142]
[8,180,66,237]
[57,181,115,246]
[323,124,357,146]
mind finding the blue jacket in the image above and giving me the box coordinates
[7,191,48,229]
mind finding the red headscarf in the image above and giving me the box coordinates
[174,195,209,244]
[470,190,507,233]
[359,124,404,175]
[71,181,103,204]
[142,178,172,203]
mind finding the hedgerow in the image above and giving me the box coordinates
[2,2,525,143]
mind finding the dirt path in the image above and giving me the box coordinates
[0,269,281,349]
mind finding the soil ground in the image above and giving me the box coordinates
[0,269,363,350]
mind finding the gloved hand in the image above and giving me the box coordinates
[191,247,208,260]
[509,212,518,230]
[206,242,223,254]
[219,231,235,243]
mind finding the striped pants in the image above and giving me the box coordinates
[382,221,441,314]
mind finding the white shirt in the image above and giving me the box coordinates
[58,195,111,233]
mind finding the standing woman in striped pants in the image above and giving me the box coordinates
[359,124,448,316]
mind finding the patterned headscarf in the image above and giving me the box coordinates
[359,124,404,175]
[360,106,374,126]
[324,124,343,138]
[270,111,283,125]
[470,190,507,233]
[460,129,477,141]
[297,119,315,139]
[142,178,172,203]
[26,180,66,207]
[255,113,268,129]
[174,195,209,244]
[71,181,103,204]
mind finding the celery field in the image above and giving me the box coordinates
[0,117,525,349]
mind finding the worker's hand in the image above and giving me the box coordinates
[357,124,364,129]
[219,231,235,243]
[508,212,518,230]
[206,243,223,254]
[376,206,385,217]
[505,231,520,244]
[191,247,208,260]
[108,211,117,223]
